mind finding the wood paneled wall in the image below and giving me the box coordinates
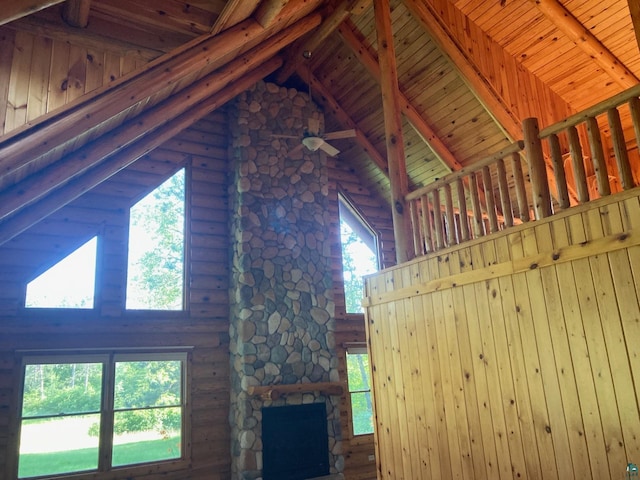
[364,188,640,479]
[0,112,232,479]
[0,26,147,135]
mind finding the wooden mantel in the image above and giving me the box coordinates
[247,382,344,400]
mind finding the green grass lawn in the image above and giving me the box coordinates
[19,436,180,478]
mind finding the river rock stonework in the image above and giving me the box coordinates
[228,81,343,480]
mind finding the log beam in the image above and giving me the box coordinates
[210,0,261,34]
[295,66,388,176]
[374,0,411,263]
[0,0,64,26]
[402,0,521,140]
[276,0,369,83]
[0,13,321,185]
[529,0,639,90]
[0,59,282,246]
[338,19,462,172]
[62,0,91,28]
[254,0,290,28]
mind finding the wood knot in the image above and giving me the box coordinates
[529,262,538,270]
[552,252,560,261]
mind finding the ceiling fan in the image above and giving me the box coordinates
[272,117,356,157]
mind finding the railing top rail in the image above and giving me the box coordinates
[539,83,640,138]
[405,140,524,202]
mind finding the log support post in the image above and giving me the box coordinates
[523,117,552,219]
[374,0,411,263]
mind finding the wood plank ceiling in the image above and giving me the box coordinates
[0,0,638,239]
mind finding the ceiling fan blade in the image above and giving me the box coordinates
[318,140,340,157]
[271,134,299,139]
[307,117,320,135]
[323,129,356,140]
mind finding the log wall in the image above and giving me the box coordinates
[0,106,394,479]
[364,187,640,480]
[0,112,232,479]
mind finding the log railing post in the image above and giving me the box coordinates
[523,117,552,219]
[510,153,530,222]
[496,158,514,227]
[432,189,445,250]
[455,177,470,241]
[547,133,570,209]
[469,172,484,237]
[609,105,636,190]
[586,116,611,197]
[567,125,590,203]
[420,196,433,253]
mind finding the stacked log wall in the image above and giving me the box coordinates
[0,112,232,479]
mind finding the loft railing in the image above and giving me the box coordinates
[406,84,640,257]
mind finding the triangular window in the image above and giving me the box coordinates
[25,236,98,309]
[126,169,185,310]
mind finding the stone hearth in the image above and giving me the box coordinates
[228,81,343,480]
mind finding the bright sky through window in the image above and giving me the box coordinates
[25,236,97,309]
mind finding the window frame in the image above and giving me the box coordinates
[345,344,374,439]
[13,350,190,480]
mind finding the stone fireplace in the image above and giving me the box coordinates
[228,81,343,479]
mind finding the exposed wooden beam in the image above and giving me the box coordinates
[338,19,462,173]
[210,0,261,34]
[255,0,290,28]
[402,0,521,140]
[295,66,388,176]
[0,44,286,221]
[276,0,364,84]
[0,59,282,246]
[631,0,640,55]
[62,0,91,28]
[374,0,411,263]
[528,0,639,90]
[0,12,322,185]
[0,0,64,26]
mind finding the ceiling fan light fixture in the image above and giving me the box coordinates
[302,136,324,151]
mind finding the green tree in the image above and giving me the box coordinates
[339,219,378,313]
[127,169,185,309]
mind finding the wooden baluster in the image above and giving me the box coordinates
[481,165,499,232]
[420,195,433,253]
[469,172,485,238]
[432,188,445,250]
[608,106,635,190]
[510,152,530,222]
[443,183,456,246]
[455,177,470,242]
[567,125,590,203]
[496,158,514,228]
[409,199,422,256]
[547,133,570,209]
[629,98,640,177]
[433,189,444,250]
[586,116,610,196]
[523,117,552,219]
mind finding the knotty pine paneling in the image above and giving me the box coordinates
[0,111,231,480]
[0,26,149,136]
[364,188,640,479]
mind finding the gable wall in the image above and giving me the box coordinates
[0,98,394,479]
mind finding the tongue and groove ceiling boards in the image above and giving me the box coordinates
[0,0,638,239]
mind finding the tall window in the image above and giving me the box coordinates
[25,236,98,309]
[346,346,374,436]
[17,352,186,479]
[126,169,185,310]
[338,194,379,313]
